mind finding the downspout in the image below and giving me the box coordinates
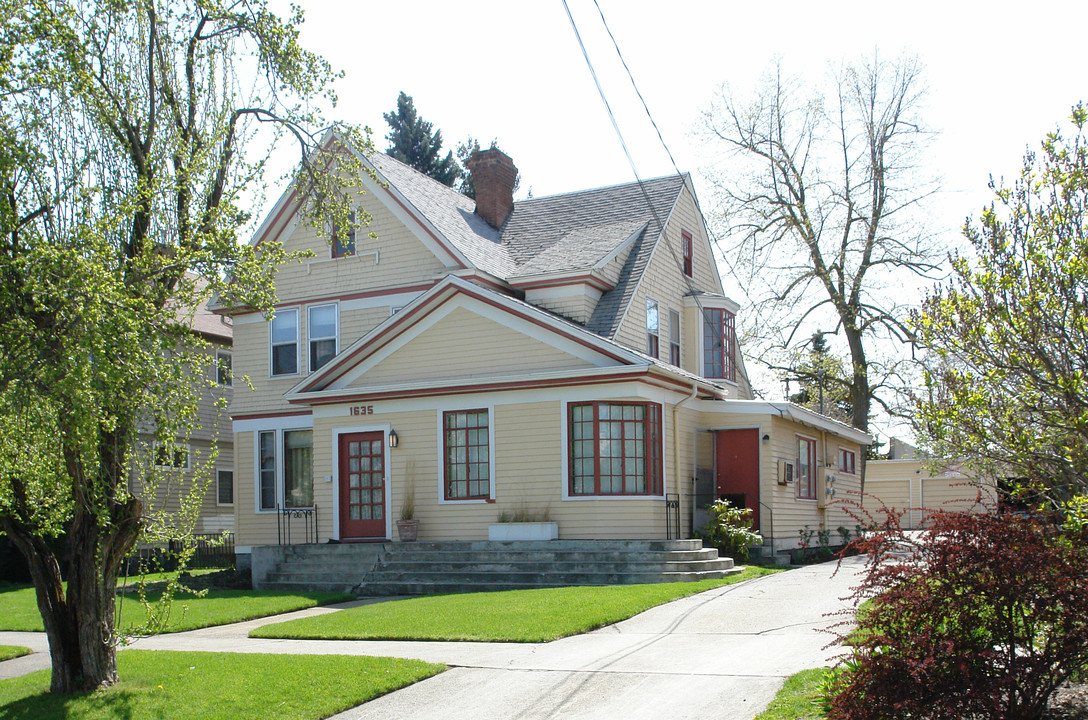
[673,382,700,536]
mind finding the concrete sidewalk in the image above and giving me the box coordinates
[0,557,864,719]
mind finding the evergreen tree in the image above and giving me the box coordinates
[384,92,461,187]
[787,332,853,423]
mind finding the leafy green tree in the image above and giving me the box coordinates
[384,91,461,187]
[915,104,1088,505]
[0,0,369,693]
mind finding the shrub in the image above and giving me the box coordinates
[825,509,1088,720]
[697,500,762,561]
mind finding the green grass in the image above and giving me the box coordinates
[0,646,31,663]
[0,650,444,720]
[253,565,782,642]
[0,585,352,634]
[753,668,831,720]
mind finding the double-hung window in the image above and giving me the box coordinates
[669,308,681,366]
[703,307,736,382]
[443,409,490,500]
[646,298,659,358]
[258,429,314,510]
[569,402,663,496]
[154,442,189,470]
[308,304,338,372]
[798,436,817,499]
[270,309,298,376]
[217,469,234,505]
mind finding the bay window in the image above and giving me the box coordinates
[569,401,662,496]
[703,307,736,382]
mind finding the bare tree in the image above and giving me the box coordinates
[703,55,939,435]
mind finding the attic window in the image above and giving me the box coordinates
[681,230,693,278]
[332,212,356,258]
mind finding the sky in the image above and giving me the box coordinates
[261,0,1087,438]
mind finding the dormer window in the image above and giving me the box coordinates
[703,307,736,382]
[332,212,356,258]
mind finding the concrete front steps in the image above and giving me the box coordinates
[253,539,739,596]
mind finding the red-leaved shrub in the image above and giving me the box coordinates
[826,510,1088,720]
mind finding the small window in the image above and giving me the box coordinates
[798,436,817,499]
[154,442,189,469]
[217,469,234,505]
[443,410,490,500]
[283,429,314,508]
[215,350,232,387]
[332,211,356,258]
[646,298,659,358]
[270,309,298,376]
[308,304,338,373]
[669,309,681,366]
[838,448,856,474]
[258,430,276,510]
[681,230,693,278]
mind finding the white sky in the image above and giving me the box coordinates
[262,0,1087,438]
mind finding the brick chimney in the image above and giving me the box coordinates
[466,148,517,229]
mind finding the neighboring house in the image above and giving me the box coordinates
[131,293,235,537]
[866,438,997,529]
[223,143,869,565]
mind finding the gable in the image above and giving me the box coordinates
[341,305,602,389]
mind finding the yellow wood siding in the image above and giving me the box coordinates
[346,306,597,389]
[131,437,234,535]
[865,459,997,529]
[524,287,598,325]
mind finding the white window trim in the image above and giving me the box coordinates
[668,307,681,367]
[154,441,191,470]
[216,467,235,507]
[436,404,496,505]
[269,307,300,378]
[838,446,857,475]
[307,302,339,374]
[646,297,660,358]
[796,433,819,502]
[252,415,315,514]
[215,349,233,387]
[330,424,393,542]
[559,399,669,501]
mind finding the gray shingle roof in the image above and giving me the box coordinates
[368,153,686,339]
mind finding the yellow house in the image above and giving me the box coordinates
[223,144,869,566]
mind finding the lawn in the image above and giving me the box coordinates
[0,650,444,720]
[252,565,782,642]
[753,668,831,720]
[0,646,30,663]
[0,584,352,634]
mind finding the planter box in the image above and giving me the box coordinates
[488,522,558,542]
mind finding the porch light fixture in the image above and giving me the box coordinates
[762,434,770,445]
[388,429,399,448]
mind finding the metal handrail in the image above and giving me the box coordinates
[277,504,318,545]
[665,493,681,539]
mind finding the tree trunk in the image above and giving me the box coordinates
[2,496,142,693]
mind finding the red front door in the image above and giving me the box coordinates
[339,432,387,540]
[715,428,761,531]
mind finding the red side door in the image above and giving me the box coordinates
[715,428,761,530]
[339,432,387,540]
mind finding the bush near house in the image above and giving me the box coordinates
[823,510,1088,720]
[696,499,761,561]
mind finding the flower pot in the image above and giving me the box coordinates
[396,519,419,542]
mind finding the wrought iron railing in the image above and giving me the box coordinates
[277,504,318,545]
[665,493,681,539]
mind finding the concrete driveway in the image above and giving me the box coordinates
[0,557,865,719]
